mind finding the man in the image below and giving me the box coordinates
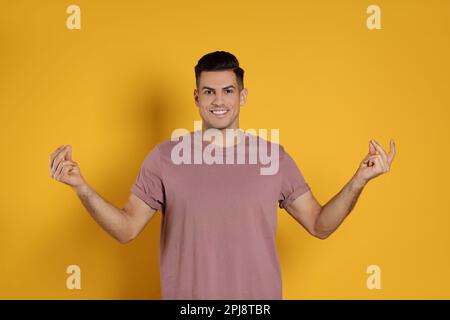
[49,51,396,300]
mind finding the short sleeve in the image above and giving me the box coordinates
[278,146,311,209]
[131,145,165,212]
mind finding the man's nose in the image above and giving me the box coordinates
[212,92,224,105]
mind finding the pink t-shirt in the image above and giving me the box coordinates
[131,130,310,299]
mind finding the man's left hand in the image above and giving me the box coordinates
[355,138,396,184]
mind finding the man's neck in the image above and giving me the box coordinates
[201,125,244,147]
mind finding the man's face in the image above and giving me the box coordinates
[194,70,247,130]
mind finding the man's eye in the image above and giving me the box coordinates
[205,90,213,95]
[225,89,233,94]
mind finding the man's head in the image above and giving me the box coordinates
[194,51,248,131]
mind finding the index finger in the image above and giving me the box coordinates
[387,138,396,164]
[49,145,66,168]
[371,139,389,167]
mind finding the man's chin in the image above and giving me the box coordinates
[201,119,232,131]
[208,124,231,130]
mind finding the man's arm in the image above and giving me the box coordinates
[74,183,157,244]
[285,174,366,240]
[50,144,157,244]
[285,138,396,240]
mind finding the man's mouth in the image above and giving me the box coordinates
[209,109,229,118]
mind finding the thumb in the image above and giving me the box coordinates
[64,145,72,161]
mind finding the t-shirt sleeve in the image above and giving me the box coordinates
[278,146,311,209]
[131,145,165,212]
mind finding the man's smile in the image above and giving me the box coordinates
[209,108,230,118]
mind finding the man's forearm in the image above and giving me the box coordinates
[73,183,133,244]
[314,174,367,238]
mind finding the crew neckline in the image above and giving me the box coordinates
[194,129,247,149]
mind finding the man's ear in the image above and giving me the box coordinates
[194,88,199,107]
[239,88,248,106]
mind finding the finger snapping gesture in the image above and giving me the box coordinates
[356,138,396,183]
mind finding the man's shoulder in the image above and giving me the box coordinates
[245,132,286,154]
[154,131,195,154]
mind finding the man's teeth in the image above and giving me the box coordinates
[211,110,228,115]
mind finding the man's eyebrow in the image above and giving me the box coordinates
[201,85,236,90]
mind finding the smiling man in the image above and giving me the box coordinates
[49,51,396,300]
[194,55,245,134]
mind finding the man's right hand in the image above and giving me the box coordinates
[49,145,86,188]
[49,144,157,244]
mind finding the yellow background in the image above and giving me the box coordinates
[1,0,449,299]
